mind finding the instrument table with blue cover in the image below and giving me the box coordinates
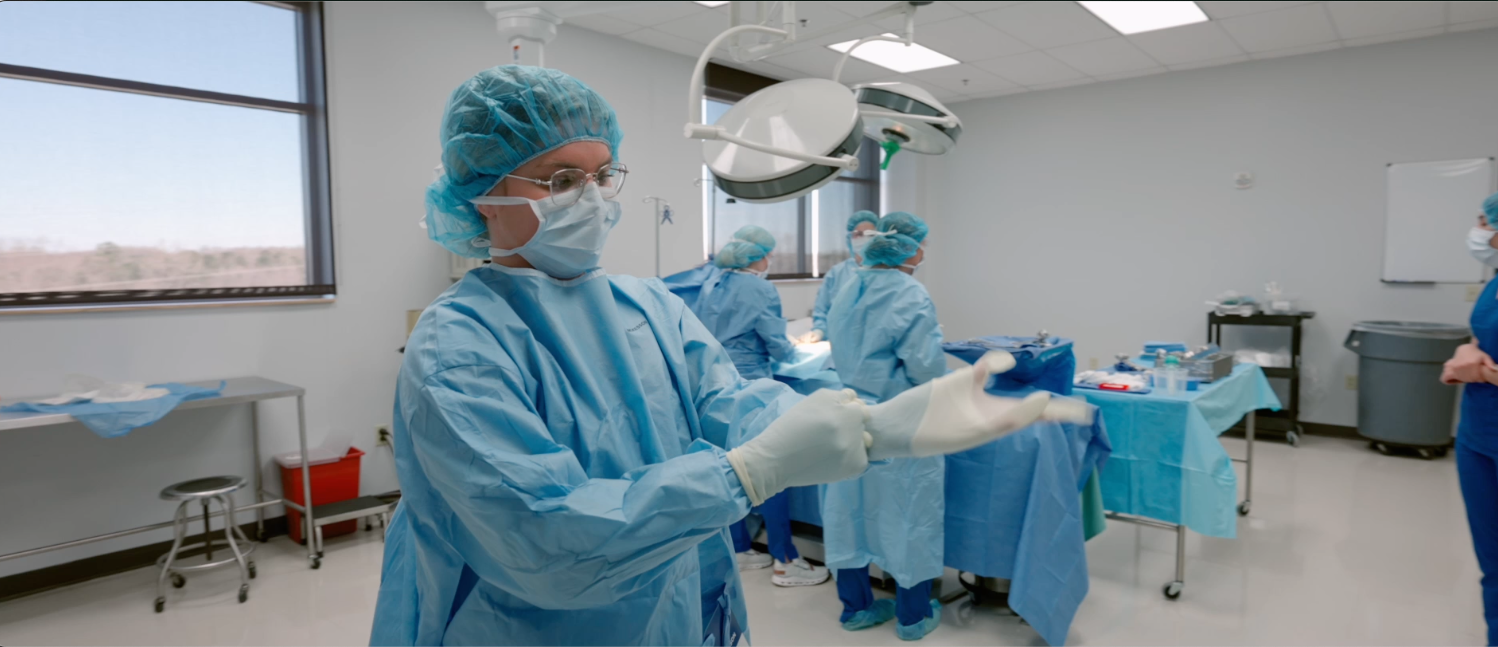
[779,335,1109,646]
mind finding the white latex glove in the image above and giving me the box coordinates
[798,329,825,345]
[727,388,871,506]
[861,351,1094,461]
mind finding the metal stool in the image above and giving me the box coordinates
[154,476,255,613]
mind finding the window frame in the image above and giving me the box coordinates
[0,1,335,313]
[702,64,881,282]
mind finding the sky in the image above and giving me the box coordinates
[0,1,309,252]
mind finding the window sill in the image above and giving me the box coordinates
[0,294,336,316]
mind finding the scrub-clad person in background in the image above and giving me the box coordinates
[800,211,879,344]
[822,212,946,641]
[370,65,875,646]
[1446,191,1498,647]
[691,225,829,587]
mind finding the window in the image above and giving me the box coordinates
[0,1,333,311]
[701,68,881,280]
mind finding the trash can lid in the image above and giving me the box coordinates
[1351,321,1470,340]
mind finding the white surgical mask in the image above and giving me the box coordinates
[741,268,768,278]
[479,183,621,279]
[1469,226,1498,268]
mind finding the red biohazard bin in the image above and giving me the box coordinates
[277,447,365,545]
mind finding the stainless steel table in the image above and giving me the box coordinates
[0,377,323,569]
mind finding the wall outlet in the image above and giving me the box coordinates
[1089,357,1099,370]
[1469,285,1484,302]
[377,425,392,447]
[1346,375,1358,390]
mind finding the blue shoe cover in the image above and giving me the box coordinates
[896,601,941,641]
[841,599,896,631]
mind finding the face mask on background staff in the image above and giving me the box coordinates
[1469,226,1498,268]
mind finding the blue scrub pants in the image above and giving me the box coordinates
[835,568,933,627]
[1459,442,1498,646]
[730,490,799,562]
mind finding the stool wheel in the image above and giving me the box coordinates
[154,597,165,613]
[248,561,257,579]
[238,584,249,604]
[170,573,186,589]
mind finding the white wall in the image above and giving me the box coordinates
[923,29,1498,428]
[0,2,720,577]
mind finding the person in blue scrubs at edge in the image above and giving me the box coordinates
[691,226,831,587]
[823,211,946,641]
[1446,190,1498,646]
[368,66,880,647]
[799,210,880,344]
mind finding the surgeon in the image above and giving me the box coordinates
[369,66,876,646]
[800,210,879,344]
[822,212,945,641]
[691,226,828,587]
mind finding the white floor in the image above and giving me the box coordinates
[0,435,1486,646]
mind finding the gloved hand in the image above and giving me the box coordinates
[727,388,871,506]
[797,329,825,345]
[861,351,1094,461]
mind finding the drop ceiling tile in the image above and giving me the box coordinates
[1029,77,1095,91]
[1196,1,1316,20]
[967,86,1029,99]
[765,47,887,83]
[1449,1,1498,24]
[873,1,967,27]
[1342,26,1446,47]
[1449,17,1498,31]
[1128,21,1246,65]
[907,63,1019,94]
[1326,1,1446,39]
[1095,66,1168,82]
[947,1,1028,13]
[563,13,645,36]
[616,2,706,27]
[654,9,730,44]
[974,2,1118,49]
[1221,3,1341,53]
[723,60,803,81]
[1248,40,1343,59]
[1167,54,1250,70]
[1047,38,1160,76]
[925,86,969,102]
[788,2,862,34]
[621,28,704,58]
[832,1,905,17]
[973,50,1087,86]
[912,16,1033,62]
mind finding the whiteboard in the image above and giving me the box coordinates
[1383,158,1496,283]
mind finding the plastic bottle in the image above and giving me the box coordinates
[1163,355,1184,394]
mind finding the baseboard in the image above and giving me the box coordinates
[1301,422,1360,439]
[0,516,288,604]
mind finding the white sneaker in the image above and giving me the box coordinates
[771,558,830,587]
[737,549,773,571]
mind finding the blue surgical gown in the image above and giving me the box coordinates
[822,268,947,586]
[690,270,795,380]
[660,262,721,311]
[811,258,857,339]
[370,265,801,646]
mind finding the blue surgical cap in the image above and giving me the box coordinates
[1485,192,1498,228]
[714,241,768,269]
[847,210,878,232]
[862,211,929,267]
[731,225,776,254]
[425,66,623,258]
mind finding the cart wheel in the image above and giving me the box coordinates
[1238,501,1252,516]
[1285,431,1300,447]
[170,573,185,589]
[311,557,322,570]
[1436,447,1450,458]
[238,584,249,604]
[366,522,374,532]
[248,562,257,579]
[954,597,975,625]
[154,597,165,613]
[1163,581,1183,600]
[255,530,267,543]
[1418,448,1435,460]
[1374,442,1392,456]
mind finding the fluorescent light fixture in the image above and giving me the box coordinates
[1078,1,1208,35]
[827,34,958,74]
[695,1,730,7]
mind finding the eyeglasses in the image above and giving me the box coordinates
[472,162,629,209]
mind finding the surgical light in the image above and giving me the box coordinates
[702,78,863,203]
[827,33,958,74]
[853,82,960,169]
[694,1,730,6]
[1078,1,1208,35]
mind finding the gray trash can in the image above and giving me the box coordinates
[1344,321,1470,456]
